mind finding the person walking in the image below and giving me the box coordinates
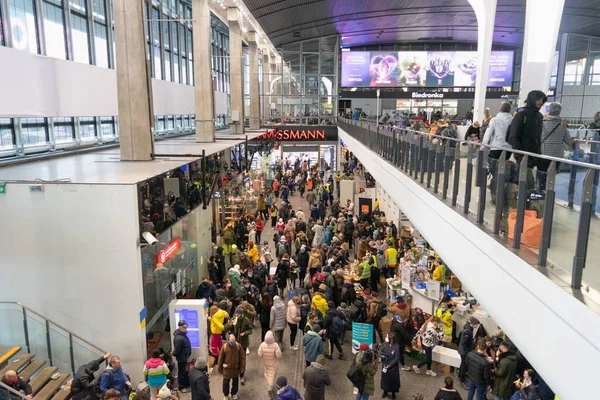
[142,350,170,399]
[274,377,302,400]
[302,354,331,400]
[458,317,480,389]
[286,296,302,350]
[507,90,547,168]
[412,317,444,377]
[466,339,492,400]
[260,293,274,342]
[217,334,246,400]
[270,295,288,351]
[225,307,253,386]
[380,333,401,400]
[189,357,211,400]
[538,102,574,191]
[258,331,283,400]
[353,344,377,400]
[302,324,324,367]
[323,301,344,360]
[172,320,192,392]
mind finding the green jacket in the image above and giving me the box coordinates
[223,229,236,245]
[230,248,241,267]
[492,352,517,398]
[358,261,371,279]
[356,352,377,395]
[226,315,253,350]
[228,269,243,297]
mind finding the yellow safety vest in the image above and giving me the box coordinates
[386,248,398,266]
[359,261,371,279]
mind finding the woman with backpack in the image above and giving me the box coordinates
[299,295,312,333]
[351,343,378,400]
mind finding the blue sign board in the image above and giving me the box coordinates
[351,322,374,354]
[175,308,200,348]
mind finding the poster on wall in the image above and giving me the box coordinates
[398,51,427,86]
[341,51,370,86]
[426,280,441,301]
[368,52,399,86]
[352,322,374,353]
[401,266,411,289]
[454,52,478,87]
[426,52,455,87]
[487,51,515,86]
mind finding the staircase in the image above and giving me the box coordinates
[0,346,70,400]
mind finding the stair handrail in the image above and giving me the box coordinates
[0,301,107,355]
[0,380,30,400]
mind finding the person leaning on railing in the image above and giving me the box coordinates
[538,102,574,191]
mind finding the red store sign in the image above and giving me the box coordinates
[157,237,181,264]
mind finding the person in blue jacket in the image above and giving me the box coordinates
[100,356,131,400]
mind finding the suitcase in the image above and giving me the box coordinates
[287,288,299,300]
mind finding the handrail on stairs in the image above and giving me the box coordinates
[0,301,107,376]
[0,380,31,400]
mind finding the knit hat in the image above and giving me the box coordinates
[315,354,327,365]
[219,300,228,310]
[276,376,288,388]
[235,307,243,315]
[158,385,172,399]
[359,343,369,351]
[195,357,207,369]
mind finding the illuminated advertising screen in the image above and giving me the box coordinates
[341,50,514,88]
[174,308,200,348]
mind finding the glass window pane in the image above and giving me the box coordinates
[162,16,169,49]
[173,54,179,83]
[92,0,105,22]
[320,53,335,75]
[0,119,15,151]
[302,39,319,53]
[9,0,39,53]
[171,21,178,54]
[152,8,161,79]
[100,117,115,137]
[79,117,96,141]
[53,117,75,143]
[43,1,66,59]
[94,22,108,67]
[69,0,86,13]
[165,51,171,81]
[21,118,48,146]
[71,14,90,64]
[567,35,589,52]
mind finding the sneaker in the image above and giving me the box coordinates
[426,370,437,377]
[232,396,238,400]
[339,353,345,360]
[460,381,469,390]
[246,347,250,355]
[412,365,421,374]
[179,387,191,393]
[291,345,299,351]
[401,365,412,371]
[240,377,245,386]
[223,397,229,400]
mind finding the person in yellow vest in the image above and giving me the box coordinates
[374,198,380,209]
[246,241,259,264]
[432,261,447,283]
[435,302,453,343]
[384,246,398,278]
[369,253,379,292]
[358,256,371,290]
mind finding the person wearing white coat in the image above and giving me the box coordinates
[311,222,325,248]
[482,102,514,204]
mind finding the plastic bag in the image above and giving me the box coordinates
[507,209,543,249]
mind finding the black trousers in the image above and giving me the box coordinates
[328,335,343,357]
[177,360,189,389]
[371,317,384,343]
[537,158,560,192]
[458,353,468,382]
[289,322,298,346]
[370,268,380,292]
[222,377,239,396]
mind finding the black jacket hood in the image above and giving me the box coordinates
[526,90,547,111]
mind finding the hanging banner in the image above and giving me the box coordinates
[351,322,374,354]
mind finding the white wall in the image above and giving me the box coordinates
[0,183,146,382]
[0,46,196,117]
[339,127,600,400]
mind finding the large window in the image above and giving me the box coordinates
[43,0,66,59]
[71,0,90,64]
[162,14,171,81]
[93,0,109,67]
[79,117,96,141]
[9,0,39,54]
[100,117,116,138]
[151,7,161,79]
[21,118,48,147]
[53,117,75,143]
[0,119,16,152]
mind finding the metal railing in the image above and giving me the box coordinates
[0,380,30,400]
[339,118,600,294]
[0,302,106,378]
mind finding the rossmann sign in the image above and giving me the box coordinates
[258,126,338,141]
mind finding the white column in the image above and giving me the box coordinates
[113,0,154,160]
[467,0,497,124]
[519,0,565,105]
[248,32,260,130]
[262,52,270,124]
[227,7,245,135]
[193,0,215,142]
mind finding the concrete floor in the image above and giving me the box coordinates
[184,176,470,400]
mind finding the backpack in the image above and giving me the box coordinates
[331,315,345,335]
[346,355,366,391]
[376,302,387,319]
[93,369,113,396]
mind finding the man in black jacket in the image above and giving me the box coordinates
[507,90,548,167]
[189,357,210,400]
[71,352,112,400]
[2,370,33,398]
[173,320,192,392]
[465,339,492,400]
[323,301,344,360]
[458,317,480,389]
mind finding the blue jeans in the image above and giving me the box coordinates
[467,382,487,400]
[355,393,369,400]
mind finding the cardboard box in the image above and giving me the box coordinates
[450,274,462,290]
[432,361,452,374]
[380,316,393,338]
[400,225,412,237]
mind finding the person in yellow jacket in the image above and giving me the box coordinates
[246,241,259,264]
[209,305,229,357]
[374,198,380,209]
[384,246,397,278]
[432,262,447,283]
[358,256,371,290]
[311,291,329,316]
[435,302,453,343]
